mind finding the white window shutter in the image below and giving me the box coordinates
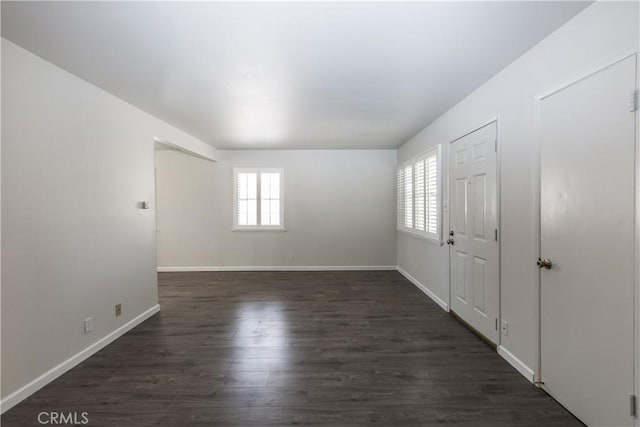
[414,159,425,231]
[396,145,440,240]
[260,172,281,226]
[426,152,438,235]
[234,168,284,230]
[404,165,413,229]
[236,172,258,226]
[397,169,405,228]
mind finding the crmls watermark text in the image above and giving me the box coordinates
[37,411,89,425]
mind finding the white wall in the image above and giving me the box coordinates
[4,1,636,411]
[396,1,639,377]
[1,39,214,409]
[155,149,397,269]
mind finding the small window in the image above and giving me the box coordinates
[397,145,441,241]
[234,168,284,230]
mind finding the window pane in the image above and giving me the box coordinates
[271,213,280,225]
[268,173,280,198]
[414,160,425,231]
[238,174,247,199]
[261,199,271,225]
[270,200,280,226]
[238,173,258,201]
[238,200,247,225]
[247,200,257,225]
[404,166,413,228]
[236,172,258,226]
[426,153,438,235]
[259,172,281,226]
[261,173,271,199]
[270,200,279,214]
[397,169,405,228]
[247,173,257,199]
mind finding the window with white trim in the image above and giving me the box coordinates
[397,145,441,241]
[233,168,284,230]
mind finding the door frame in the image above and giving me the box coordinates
[534,54,639,422]
[447,117,502,346]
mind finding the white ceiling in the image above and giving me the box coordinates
[2,1,590,149]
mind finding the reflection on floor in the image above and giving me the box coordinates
[2,271,582,426]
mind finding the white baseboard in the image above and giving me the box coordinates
[0,269,536,413]
[498,345,535,383]
[395,267,536,384]
[396,266,449,312]
[157,265,398,272]
[0,304,160,414]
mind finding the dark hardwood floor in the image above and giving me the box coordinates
[2,271,582,426]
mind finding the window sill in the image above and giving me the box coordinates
[232,227,287,232]
[397,228,444,246]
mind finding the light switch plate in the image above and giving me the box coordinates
[84,317,94,334]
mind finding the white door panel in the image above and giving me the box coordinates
[449,122,499,343]
[540,56,636,427]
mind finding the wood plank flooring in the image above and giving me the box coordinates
[2,271,582,426]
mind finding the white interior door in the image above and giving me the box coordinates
[540,55,636,427]
[449,122,499,344]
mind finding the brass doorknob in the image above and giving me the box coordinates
[537,258,552,269]
[446,238,454,245]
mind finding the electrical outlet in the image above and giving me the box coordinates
[115,304,122,317]
[288,253,295,261]
[84,317,94,334]
[501,320,508,336]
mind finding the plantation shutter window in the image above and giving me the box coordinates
[396,145,441,241]
[234,168,284,230]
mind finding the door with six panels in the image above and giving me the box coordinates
[448,122,499,344]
